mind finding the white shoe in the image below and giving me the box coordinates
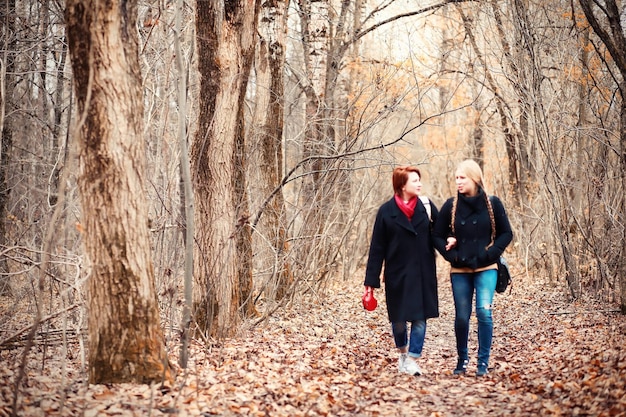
[398,354,407,373]
[404,358,422,375]
[400,356,422,376]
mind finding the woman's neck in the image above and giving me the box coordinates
[401,193,415,203]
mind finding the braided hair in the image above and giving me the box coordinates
[450,160,496,248]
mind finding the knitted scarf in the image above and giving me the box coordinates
[394,194,417,220]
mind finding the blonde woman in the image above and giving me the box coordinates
[433,160,513,376]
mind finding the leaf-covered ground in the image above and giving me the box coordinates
[1,262,625,416]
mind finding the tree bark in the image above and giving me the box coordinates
[621,94,626,314]
[0,0,16,295]
[299,0,333,195]
[295,0,339,281]
[173,0,194,369]
[192,0,259,337]
[251,0,293,302]
[65,0,172,384]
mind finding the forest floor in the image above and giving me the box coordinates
[1,260,625,417]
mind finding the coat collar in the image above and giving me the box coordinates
[390,197,428,233]
[457,188,486,215]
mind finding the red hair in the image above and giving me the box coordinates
[392,166,421,195]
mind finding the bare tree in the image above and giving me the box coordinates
[172,0,195,369]
[2,0,80,332]
[65,0,172,383]
[192,0,260,337]
[281,0,477,290]
[0,0,17,295]
[442,0,626,303]
[249,0,293,303]
[577,0,626,312]
[455,3,518,186]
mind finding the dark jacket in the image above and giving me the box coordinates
[432,189,513,270]
[364,197,439,323]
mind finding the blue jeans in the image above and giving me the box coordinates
[451,269,497,366]
[391,320,427,358]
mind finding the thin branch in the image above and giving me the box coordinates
[351,0,476,48]
[549,309,621,315]
[251,102,472,229]
[0,303,81,348]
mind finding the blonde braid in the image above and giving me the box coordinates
[450,196,458,235]
[485,193,496,248]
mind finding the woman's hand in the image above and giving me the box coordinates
[445,237,457,251]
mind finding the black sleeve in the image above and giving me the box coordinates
[364,206,386,288]
[432,198,458,263]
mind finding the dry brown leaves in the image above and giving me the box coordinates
[1,261,625,416]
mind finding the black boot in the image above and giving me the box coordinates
[453,358,468,375]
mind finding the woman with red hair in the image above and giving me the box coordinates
[364,166,439,376]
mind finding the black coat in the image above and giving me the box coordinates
[432,189,513,269]
[364,197,439,323]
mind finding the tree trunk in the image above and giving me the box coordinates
[621,98,626,313]
[65,0,172,384]
[234,105,256,318]
[489,0,533,203]
[173,0,194,368]
[296,0,338,280]
[192,0,259,337]
[620,86,626,313]
[0,0,16,295]
[299,0,332,200]
[457,4,517,187]
[251,0,293,302]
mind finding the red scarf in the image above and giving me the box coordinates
[395,194,417,220]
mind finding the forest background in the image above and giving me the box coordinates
[1,0,626,413]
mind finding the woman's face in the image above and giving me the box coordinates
[455,170,478,196]
[402,171,421,199]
